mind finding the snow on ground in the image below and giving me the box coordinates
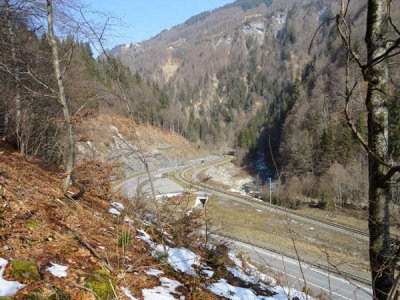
[145,268,164,276]
[108,208,121,215]
[155,192,182,199]
[46,262,68,278]
[269,286,315,300]
[201,268,214,279]
[0,258,26,297]
[142,277,184,300]
[209,279,266,300]
[209,279,315,300]
[207,253,314,300]
[121,214,315,300]
[111,201,125,211]
[153,245,200,276]
[121,286,139,300]
[136,229,156,248]
[124,216,134,223]
[227,266,259,285]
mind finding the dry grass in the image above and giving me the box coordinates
[208,196,371,278]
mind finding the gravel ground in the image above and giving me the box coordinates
[205,163,255,194]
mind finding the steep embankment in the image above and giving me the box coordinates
[0,144,314,300]
[0,145,221,299]
[75,113,205,178]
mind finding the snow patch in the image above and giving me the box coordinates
[208,279,263,300]
[153,245,200,276]
[111,201,125,211]
[121,286,139,300]
[136,228,156,248]
[108,208,121,215]
[0,258,26,296]
[46,262,68,278]
[145,268,164,276]
[227,267,259,285]
[142,277,183,300]
[201,268,214,279]
[124,216,134,223]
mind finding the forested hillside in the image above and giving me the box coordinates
[114,0,400,209]
[0,0,203,182]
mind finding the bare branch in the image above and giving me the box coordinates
[388,0,400,35]
[336,14,365,70]
[308,17,336,55]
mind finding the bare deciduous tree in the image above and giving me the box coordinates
[334,0,400,298]
[46,0,75,194]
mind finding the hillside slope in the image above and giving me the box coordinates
[75,113,204,178]
[0,144,315,300]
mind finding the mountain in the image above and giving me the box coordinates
[113,0,383,207]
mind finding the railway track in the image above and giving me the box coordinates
[176,158,370,239]
[174,159,377,284]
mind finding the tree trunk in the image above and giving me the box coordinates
[365,0,394,298]
[46,0,75,194]
[5,0,22,153]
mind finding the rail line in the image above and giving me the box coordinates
[176,159,369,238]
[173,158,375,285]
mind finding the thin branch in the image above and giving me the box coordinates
[388,0,400,36]
[26,64,58,96]
[308,17,336,55]
[67,229,114,272]
[61,43,75,76]
[336,14,365,70]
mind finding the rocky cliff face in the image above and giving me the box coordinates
[115,0,329,85]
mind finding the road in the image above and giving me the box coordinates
[228,238,373,300]
[113,156,221,198]
[116,156,373,299]
[178,159,374,298]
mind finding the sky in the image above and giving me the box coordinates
[90,0,235,48]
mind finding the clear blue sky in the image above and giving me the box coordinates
[91,0,234,47]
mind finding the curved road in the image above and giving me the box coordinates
[116,156,373,299]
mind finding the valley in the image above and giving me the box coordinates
[119,155,374,298]
[1,0,400,298]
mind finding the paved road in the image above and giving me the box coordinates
[228,238,373,300]
[141,177,184,196]
[117,157,373,299]
[114,155,221,198]
[181,161,373,298]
